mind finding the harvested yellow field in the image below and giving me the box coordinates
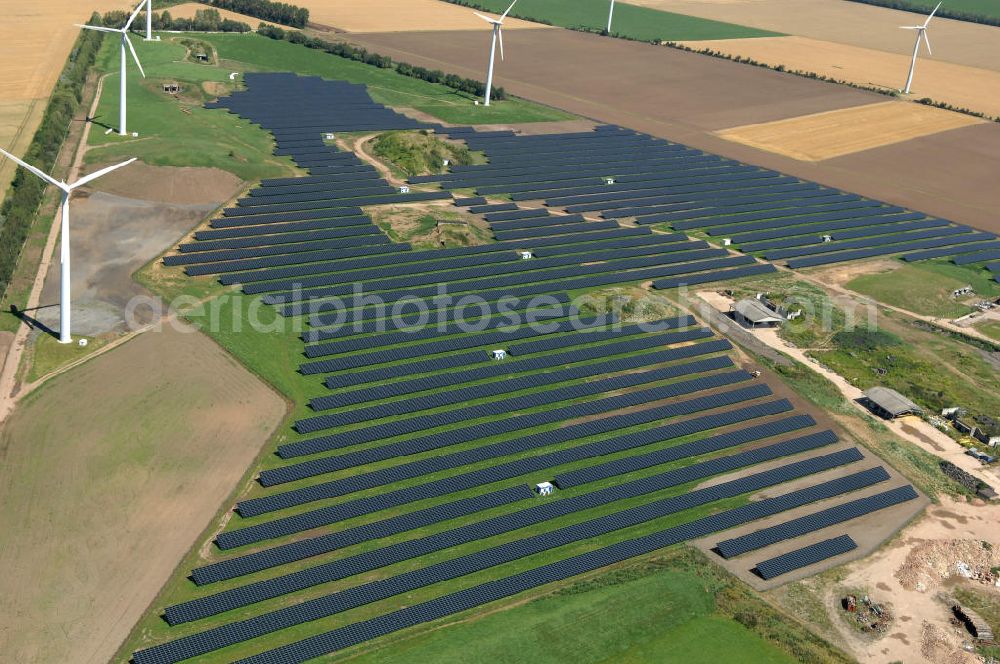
[677,36,1000,119]
[0,2,124,195]
[716,101,984,161]
[632,0,1000,72]
[297,0,552,33]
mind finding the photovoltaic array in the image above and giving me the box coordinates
[137,74,920,663]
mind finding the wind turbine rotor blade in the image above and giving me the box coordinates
[76,24,121,33]
[124,0,146,30]
[69,158,137,189]
[922,30,932,54]
[473,11,497,24]
[498,26,505,61]
[0,147,66,190]
[925,1,942,25]
[500,0,519,21]
[125,35,146,77]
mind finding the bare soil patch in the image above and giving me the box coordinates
[716,101,984,161]
[91,162,242,206]
[679,36,1000,118]
[0,324,286,664]
[802,498,1000,664]
[31,163,242,339]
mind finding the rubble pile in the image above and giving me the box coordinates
[896,540,1000,592]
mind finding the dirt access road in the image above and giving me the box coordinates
[698,289,999,490]
[345,27,1000,235]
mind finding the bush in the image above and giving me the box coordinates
[0,16,104,296]
[257,25,505,100]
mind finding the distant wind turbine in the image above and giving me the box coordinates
[0,148,136,344]
[77,0,147,136]
[607,0,616,33]
[900,1,941,94]
[473,0,519,107]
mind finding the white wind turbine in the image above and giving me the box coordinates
[0,148,136,344]
[473,0,519,107]
[900,1,941,94]
[607,0,616,33]
[77,0,147,136]
[145,0,154,40]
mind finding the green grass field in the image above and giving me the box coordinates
[447,0,781,41]
[346,556,797,664]
[86,32,573,178]
[846,260,1000,319]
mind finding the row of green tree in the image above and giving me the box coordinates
[258,25,507,100]
[101,8,250,32]
[845,0,1000,28]
[151,9,250,32]
[0,17,105,296]
[194,0,309,28]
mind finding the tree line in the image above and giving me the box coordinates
[194,0,309,28]
[258,25,507,100]
[845,0,1000,28]
[102,8,250,32]
[0,16,105,296]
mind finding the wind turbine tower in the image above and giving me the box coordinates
[77,0,147,135]
[146,0,154,40]
[608,0,616,33]
[0,149,135,343]
[900,1,941,94]
[473,0,519,106]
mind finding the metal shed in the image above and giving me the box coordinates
[732,299,784,328]
[862,387,923,419]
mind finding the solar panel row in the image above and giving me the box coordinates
[755,535,859,580]
[135,448,867,664]
[169,425,842,625]
[716,484,917,558]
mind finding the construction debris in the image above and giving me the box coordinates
[842,593,893,633]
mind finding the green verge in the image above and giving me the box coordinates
[443,0,781,41]
[345,548,847,664]
[846,260,1000,319]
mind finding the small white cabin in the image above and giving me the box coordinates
[535,482,554,496]
[491,349,507,361]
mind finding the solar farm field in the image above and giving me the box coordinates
[114,69,934,664]
[84,33,574,179]
[435,0,781,41]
